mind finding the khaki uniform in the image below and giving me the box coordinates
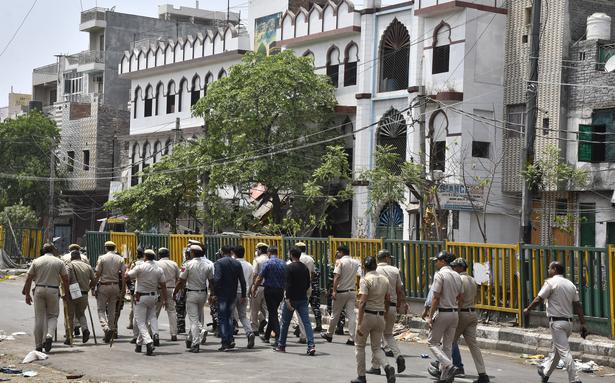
[66,260,95,333]
[326,255,361,340]
[127,260,165,346]
[27,253,68,348]
[355,271,391,376]
[95,251,125,332]
[428,265,463,380]
[62,253,89,264]
[155,258,180,337]
[453,272,486,375]
[538,275,580,383]
[250,254,268,332]
[374,262,403,363]
[180,257,213,347]
[129,259,144,337]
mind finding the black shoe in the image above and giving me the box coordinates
[226,342,236,351]
[258,320,267,334]
[431,361,440,369]
[307,347,316,356]
[273,345,286,352]
[130,338,137,344]
[384,365,396,383]
[189,345,200,353]
[153,334,160,347]
[44,336,53,352]
[64,338,71,346]
[455,368,465,377]
[74,327,80,337]
[218,344,229,351]
[335,327,345,335]
[313,325,323,332]
[396,356,406,374]
[346,339,355,346]
[537,366,549,383]
[186,339,192,349]
[446,367,459,383]
[293,326,301,337]
[35,347,43,352]
[260,334,270,344]
[321,333,332,342]
[103,330,111,344]
[171,335,177,341]
[201,330,208,345]
[473,373,490,383]
[366,367,381,375]
[82,329,90,344]
[247,333,255,349]
[428,366,440,378]
[112,330,118,339]
[135,344,142,353]
[146,342,154,356]
[385,349,394,357]
[350,376,367,383]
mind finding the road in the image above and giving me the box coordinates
[0,277,610,383]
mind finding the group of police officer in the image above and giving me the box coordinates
[21,239,586,383]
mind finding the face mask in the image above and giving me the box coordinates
[255,251,258,257]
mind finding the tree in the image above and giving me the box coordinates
[192,50,338,232]
[104,144,199,232]
[0,111,60,217]
[0,204,38,229]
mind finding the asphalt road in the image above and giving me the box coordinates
[0,277,610,383]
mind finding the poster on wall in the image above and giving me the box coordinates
[254,13,281,55]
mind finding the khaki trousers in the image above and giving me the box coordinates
[326,291,357,341]
[372,306,400,368]
[428,311,459,379]
[135,295,157,345]
[542,320,579,383]
[96,284,120,331]
[68,296,89,333]
[33,286,60,348]
[454,311,486,374]
[355,312,388,376]
[156,287,178,337]
[186,291,207,347]
[250,286,267,332]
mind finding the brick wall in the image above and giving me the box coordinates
[567,39,615,109]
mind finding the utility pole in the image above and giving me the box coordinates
[418,86,427,241]
[174,117,181,144]
[46,146,56,241]
[227,0,230,24]
[520,0,542,244]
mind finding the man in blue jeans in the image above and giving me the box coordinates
[273,247,316,355]
[213,246,247,351]
[251,246,286,344]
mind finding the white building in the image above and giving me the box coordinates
[120,0,516,242]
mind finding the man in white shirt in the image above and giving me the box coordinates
[232,245,256,349]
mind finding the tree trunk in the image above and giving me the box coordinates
[271,191,283,225]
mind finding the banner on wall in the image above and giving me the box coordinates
[437,183,485,211]
[254,13,281,55]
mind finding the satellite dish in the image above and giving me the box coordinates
[604,55,615,72]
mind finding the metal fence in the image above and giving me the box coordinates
[609,245,615,337]
[204,235,241,262]
[110,232,137,264]
[85,231,110,268]
[284,237,330,289]
[169,234,204,265]
[138,233,169,253]
[241,235,283,264]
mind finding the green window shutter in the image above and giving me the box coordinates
[578,124,593,162]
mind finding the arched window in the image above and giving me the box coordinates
[144,85,153,117]
[344,42,358,87]
[178,78,188,113]
[131,143,140,186]
[164,139,172,155]
[155,82,164,116]
[429,110,448,171]
[191,74,201,106]
[379,18,410,92]
[377,108,407,172]
[142,142,152,171]
[204,72,213,97]
[218,68,227,79]
[433,22,451,74]
[326,46,340,88]
[302,50,315,65]
[133,86,142,119]
[153,141,161,163]
[376,202,404,239]
[166,80,176,114]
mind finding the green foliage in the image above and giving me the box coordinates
[0,111,60,216]
[104,144,199,232]
[522,145,589,191]
[0,204,38,228]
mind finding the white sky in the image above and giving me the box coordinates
[0,0,395,107]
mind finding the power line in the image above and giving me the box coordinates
[0,0,38,59]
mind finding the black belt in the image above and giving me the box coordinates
[81,291,89,295]
[459,308,475,312]
[99,282,118,286]
[187,289,207,292]
[138,292,157,296]
[36,285,58,289]
[438,308,459,312]
[336,289,355,293]
[390,302,396,307]
[365,309,385,316]
[549,317,572,322]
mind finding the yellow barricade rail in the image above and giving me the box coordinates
[329,237,384,264]
[21,229,43,258]
[447,242,522,324]
[0,225,4,250]
[242,235,283,264]
[169,234,205,265]
[110,232,137,264]
[609,245,615,337]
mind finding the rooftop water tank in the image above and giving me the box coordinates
[587,13,611,40]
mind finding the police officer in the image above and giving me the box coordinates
[22,243,70,352]
[155,247,180,341]
[250,242,269,335]
[426,251,463,383]
[61,243,89,339]
[127,247,145,332]
[367,249,407,375]
[524,261,586,383]
[93,241,126,343]
[66,249,96,344]
[174,244,214,353]
[126,249,167,356]
[322,245,360,345]
[352,256,396,383]
[450,258,489,383]
[176,242,196,334]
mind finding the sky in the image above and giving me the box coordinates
[0,0,389,107]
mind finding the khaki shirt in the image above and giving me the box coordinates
[127,260,164,293]
[95,252,125,284]
[376,262,403,304]
[359,271,391,311]
[157,258,180,288]
[431,265,463,309]
[179,257,214,291]
[538,274,580,318]
[458,272,477,309]
[300,253,315,275]
[67,260,95,292]
[27,253,68,286]
[252,254,269,282]
[61,253,89,264]
[333,255,361,291]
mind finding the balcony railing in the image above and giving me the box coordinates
[80,7,106,23]
[78,50,105,65]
